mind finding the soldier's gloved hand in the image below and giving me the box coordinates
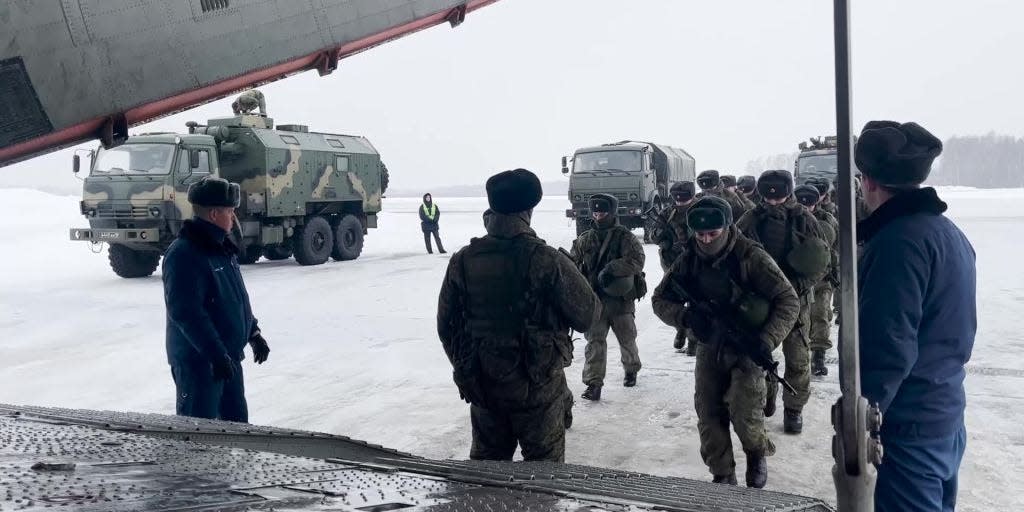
[211,354,235,381]
[249,333,270,364]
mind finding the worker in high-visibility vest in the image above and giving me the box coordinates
[419,193,446,254]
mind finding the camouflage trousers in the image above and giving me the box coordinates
[583,307,641,387]
[695,344,775,476]
[769,304,811,413]
[809,282,834,352]
[469,373,567,462]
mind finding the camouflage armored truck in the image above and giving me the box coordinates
[69,114,387,278]
[562,141,695,239]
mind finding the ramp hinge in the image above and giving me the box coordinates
[446,4,467,27]
[316,50,339,77]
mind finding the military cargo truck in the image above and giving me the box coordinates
[794,135,843,185]
[562,141,695,239]
[69,114,387,278]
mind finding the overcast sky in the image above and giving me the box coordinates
[3,0,1022,192]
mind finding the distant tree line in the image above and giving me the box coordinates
[929,133,1024,188]
[744,152,800,174]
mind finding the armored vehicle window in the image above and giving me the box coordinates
[796,154,838,182]
[573,150,642,174]
[280,135,301,146]
[196,150,211,174]
[92,144,174,176]
[335,156,350,173]
[327,139,345,149]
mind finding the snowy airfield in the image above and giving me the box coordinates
[1,187,1022,510]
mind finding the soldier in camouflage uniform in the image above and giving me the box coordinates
[697,170,750,221]
[231,90,266,115]
[722,175,756,211]
[572,193,646,400]
[736,170,830,434]
[437,169,598,462]
[795,184,838,377]
[737,175,760,205]
[652,196,799,487]
[650,181,698,354]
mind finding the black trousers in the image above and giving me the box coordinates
[171,360,248,422]
[424,230,445,253]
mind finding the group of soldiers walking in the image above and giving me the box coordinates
[437,165,854,489]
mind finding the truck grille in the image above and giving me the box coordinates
[96,204,149,219]
[578,192,630,203]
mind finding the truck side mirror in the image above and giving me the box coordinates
[561,156,569,175]
[190,149,200,169]
[72,154,80,174]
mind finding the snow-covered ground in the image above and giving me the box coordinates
[1,187,1021,510]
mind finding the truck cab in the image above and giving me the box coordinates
[70,134,219,277]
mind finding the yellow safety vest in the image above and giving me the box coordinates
[422,203,438,221]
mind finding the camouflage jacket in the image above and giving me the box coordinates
[736,198,828,297]
[813,208,840,287]
[437,211,598,407]
[651,205,692,270]
[651,226,799,350]
[698,187,750,221]
[571,219,646,315]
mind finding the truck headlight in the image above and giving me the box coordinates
[87,209,97,217]
[149,207,162,218]
[573,194,582,202]
[629,193,638,200]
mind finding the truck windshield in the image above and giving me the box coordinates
[573,151,642,174]
[796,153,838,181]
[91,144,176,176]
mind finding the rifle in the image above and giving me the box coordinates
[671,280,797,395]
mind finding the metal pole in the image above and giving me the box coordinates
[831,0,881,510]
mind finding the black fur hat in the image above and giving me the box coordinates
[697,170,721,190]
[687,196,733,231]
[670,181,696,201]
[589,193,618,214]
[757,170,794,200]
[737,175,757,193]
[187,176,240,208]
[720,175,738,188]
[855,120,942,187]
[794,185,821,207]
[486,168,543,214]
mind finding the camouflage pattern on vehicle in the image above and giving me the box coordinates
[71,100,388,278]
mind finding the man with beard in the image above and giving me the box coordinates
[736,170,829,434]
[437,169,598,461]
[652,196,799,487]
[572,193,646,400]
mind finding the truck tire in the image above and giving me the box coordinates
[293,216,333,266]
[108,244,160,278]
[238,245,262,265]
[331,214,364,261]
[575,218,591,237]
[263,244,293,261]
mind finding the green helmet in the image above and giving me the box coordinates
[735,292,771,330]
[787,237,831,277]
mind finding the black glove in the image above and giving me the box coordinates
[211,354,235,381]
[249,333,270,364]
[681,304,715,342]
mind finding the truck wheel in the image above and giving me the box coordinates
[263,244,293,261]
[293,216,333,266]
[238,245,262,265]
[108,244,160,278]
[331,214,364,261]
[575,218,591,237]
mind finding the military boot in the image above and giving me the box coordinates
[581,385,602,401]
[784,408,803,434]
[812,349,828,376]
[623,372,637,387]
[744,451,767,488]
[685,340,697,356]
[712,473,738,485]
[673,330,686,351]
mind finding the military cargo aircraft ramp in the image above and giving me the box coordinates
[0,0,500,166]
[0,405,834,511]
